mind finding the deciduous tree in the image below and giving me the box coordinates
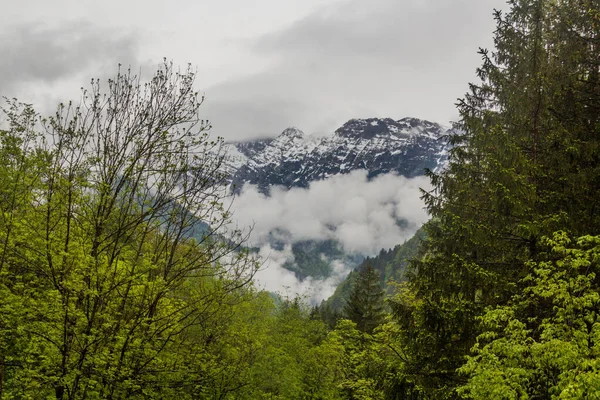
[0,61,259,399]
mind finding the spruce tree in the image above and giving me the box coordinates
[390,0,600,397]
[344,265,385,334]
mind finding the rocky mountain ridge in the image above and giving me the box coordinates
[224,117,451,194]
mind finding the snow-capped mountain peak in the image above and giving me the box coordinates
[227,117,450,194]
[278,126,305,140]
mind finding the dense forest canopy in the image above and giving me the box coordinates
[0,0,599,398]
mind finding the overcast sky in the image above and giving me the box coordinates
[1,0,508,140]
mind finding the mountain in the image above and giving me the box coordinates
[226,117,450,194]
[220,117,448,293]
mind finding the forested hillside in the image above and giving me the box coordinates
[1,0,599,398]
[319,228,425,318]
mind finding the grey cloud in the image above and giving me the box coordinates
[202,0,508,140]
[232,170,430,254]
[0,21,140,98]
[255,0,501,65]
[254,245,351,303]
[203,92,310,139]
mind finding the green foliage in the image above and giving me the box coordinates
[391,0,600,397]
[324,229,425,315]
[2,0,599,395]
[225,296,345,400]
[331,320,386,400]
[0,63,353,398]
[344,266,386,334]
[327,318,422,400]
[0,62,261,399]
[459,233,600,399]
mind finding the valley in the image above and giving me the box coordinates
[2,0,599,397]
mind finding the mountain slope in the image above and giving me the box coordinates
[322,228,426,313]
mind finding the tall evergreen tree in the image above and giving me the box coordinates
[390,0,600,397]
[344,265,385,334]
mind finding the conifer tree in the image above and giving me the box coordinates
[390,0,600,397]
[344,265,385,334]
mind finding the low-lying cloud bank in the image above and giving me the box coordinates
[231,170,431,301]
[253,245,351,303]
